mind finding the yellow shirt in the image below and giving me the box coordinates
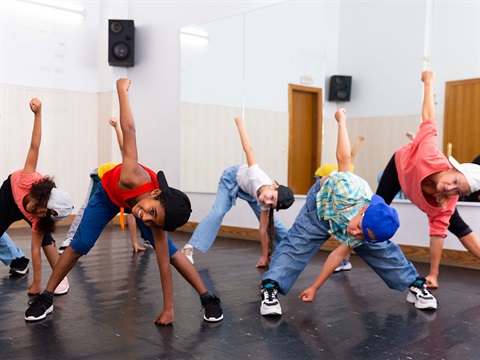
[315,164,355,177]
[97,162,120,179]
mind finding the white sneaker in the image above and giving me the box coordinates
[334,259,352,272]
[58,238,72,254]
[260,284,282,316]
[54,276,70,295]
[406,278,437,310]
[181,244,194,264]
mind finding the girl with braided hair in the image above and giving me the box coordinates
[182,116,295,268]
[0,98,73,296]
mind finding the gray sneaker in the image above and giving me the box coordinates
[260,282,282,316]
[406,278,437,310]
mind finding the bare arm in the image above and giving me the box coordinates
[153,228,175,325]
[234,116,257,167]
[109,117,124,153]
[350,135,365,164]
[421,70,435,123]
[335,109,352,172]
[116,79,149,187]
[23,99,42,174]
[299,244,351,302]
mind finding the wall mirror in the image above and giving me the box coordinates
[180,1,479,194]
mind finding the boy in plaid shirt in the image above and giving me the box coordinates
[260,109,437,316]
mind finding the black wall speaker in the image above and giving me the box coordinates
[108,19,135,67]
[328,75,352,101]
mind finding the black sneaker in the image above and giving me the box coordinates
[260,281,282,316]
[9,257,30,275]
[201,294,223,322]
[25,293,53,321]
[406,278,437,310]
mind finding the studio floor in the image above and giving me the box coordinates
[1,225,479,360]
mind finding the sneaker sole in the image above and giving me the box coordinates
[25,305,53,321]
[9,266,29,275]
[203,314,224,322]
[260,304,282,316]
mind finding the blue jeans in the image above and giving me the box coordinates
[0,233,25,266]
[189,165,288,252]
[70,182,178,256]
[263,181,418,295]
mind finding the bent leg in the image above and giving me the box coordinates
[262,182,330,295]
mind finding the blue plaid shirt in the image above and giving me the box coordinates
[316,171,372,248]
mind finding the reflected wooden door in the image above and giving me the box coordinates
[288,84,322,194]
[443,78,480,162]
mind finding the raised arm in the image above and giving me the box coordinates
[335,108,352,172]
[109,117,124,153]
[421,70,435,122]
[234,116,257,167]
[350,135,365,164]
[23,98,42,174]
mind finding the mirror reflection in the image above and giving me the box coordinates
[181,1,479,194]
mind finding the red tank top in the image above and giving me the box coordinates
[101,164,159,209]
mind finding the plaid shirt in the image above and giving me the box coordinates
[316,171,372,248]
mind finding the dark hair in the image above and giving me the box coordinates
[30,176,56,234]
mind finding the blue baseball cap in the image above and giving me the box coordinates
[362,195,400,243]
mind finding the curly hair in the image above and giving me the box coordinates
[30,176,56,234]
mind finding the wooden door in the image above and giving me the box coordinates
[443,78,480,162]
[288,84,322,194]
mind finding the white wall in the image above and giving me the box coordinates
[0,0,478,247]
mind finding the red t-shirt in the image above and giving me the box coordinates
[10,170,44,233]
[101,164,159,209]
[395,119,457,237]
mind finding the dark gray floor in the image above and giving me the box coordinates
[1,225,479,360]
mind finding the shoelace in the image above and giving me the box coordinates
[264,287,277,301]
[201,296,220,311]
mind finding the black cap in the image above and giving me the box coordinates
[156,171,192,231]
[276,184,295,211]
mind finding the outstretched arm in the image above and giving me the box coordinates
[299,244,351,302]
[23,98,42,174]
[350,135,365,165]
[335,109,351,172]
[234,116,257,167]
[109,117,124,153]
[421,70,435,122]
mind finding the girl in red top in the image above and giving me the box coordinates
[25,79,223,324]
[377,71,480,288]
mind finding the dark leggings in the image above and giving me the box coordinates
[0,176,54,246]
[376,154,472,238]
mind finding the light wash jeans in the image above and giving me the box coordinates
[189,165,288,252]
[263,180,419,295]
[0,233,25,266]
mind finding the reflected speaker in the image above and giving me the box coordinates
[328,75,352,101]
[108,19,135,67]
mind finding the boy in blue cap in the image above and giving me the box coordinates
[260,108,437,316]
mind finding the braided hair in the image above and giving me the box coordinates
[267,207,275,257]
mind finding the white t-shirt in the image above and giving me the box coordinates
[236,164,272,210]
